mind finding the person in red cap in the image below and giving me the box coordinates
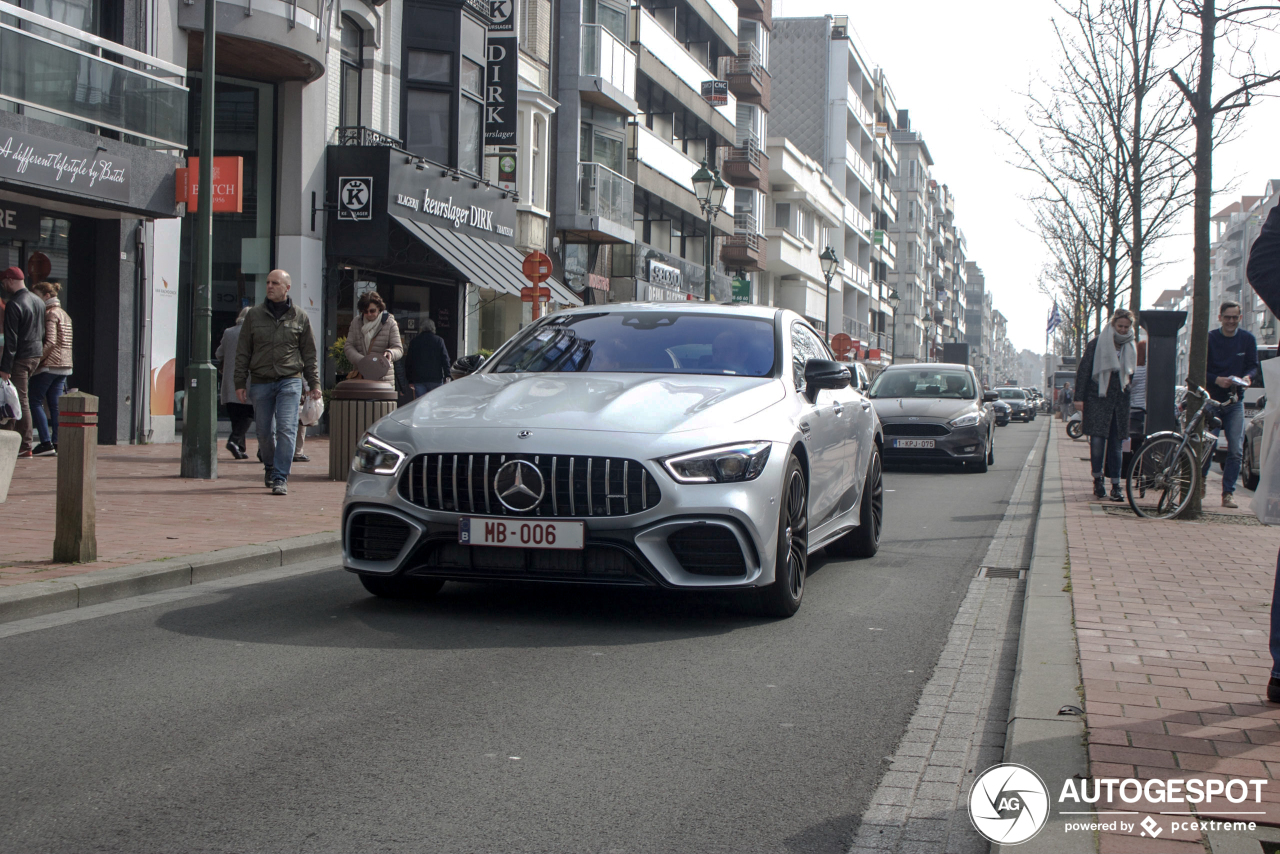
[1,266,46,457]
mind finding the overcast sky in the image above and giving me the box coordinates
[773,0,1280,354]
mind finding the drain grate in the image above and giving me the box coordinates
[977,566,1027,579]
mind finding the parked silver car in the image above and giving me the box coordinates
[342,304,885,617]
[868,363,997,472]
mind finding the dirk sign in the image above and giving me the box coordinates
[485,0,517,146]
[175,157,244,213]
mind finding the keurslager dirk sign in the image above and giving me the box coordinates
[395,187,512,237]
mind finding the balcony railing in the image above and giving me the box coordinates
[337,126,403,147]
[632,7,736,125]
[579,162,635,229]
[631,123,699,193]
[721,231,765,271]
[845,201,870,236]
[0,2,187,148]
[846,83,872,128]
[846,140,872,188]
[581,24,636,99]
[719,45,769,106]
[721,139,766,188]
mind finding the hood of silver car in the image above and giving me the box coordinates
[871,397,978,421]
[388,372,786,434]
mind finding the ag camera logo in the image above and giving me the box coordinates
[968,763,1050,845]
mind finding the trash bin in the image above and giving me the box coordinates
[328,379,398,481]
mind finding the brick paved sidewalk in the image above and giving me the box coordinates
[2,439,345,588]
[1063,430,1280,852]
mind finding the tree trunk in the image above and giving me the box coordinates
[1181,0,1216,519]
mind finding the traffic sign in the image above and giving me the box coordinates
[522,251,552,284]
[830,333,855,357]
[520,286,552,302]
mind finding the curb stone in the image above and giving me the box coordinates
[995,430,1093,854]
[0,531,341,624]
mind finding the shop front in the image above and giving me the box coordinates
[325,144,579,382]
[0,117,184,443]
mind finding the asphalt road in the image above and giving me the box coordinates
[0,421,1045,854]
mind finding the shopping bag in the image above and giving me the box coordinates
[1252,359,1280,524]
[0,378,21,422]
[299,394,325,427]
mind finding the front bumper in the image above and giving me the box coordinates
[882,424,986,462]
[340,443,789,590]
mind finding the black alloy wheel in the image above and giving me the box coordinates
[758,456,808,617]
[1244,439,1260,491]
[830,448,883,558]
[359,574,445,599]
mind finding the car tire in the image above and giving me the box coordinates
[987,433,996,466]
[829,448,883,558]
[358,574,445,599]
[970,445,989,473]
[1244,439,1261,491]
[757,456,808,618]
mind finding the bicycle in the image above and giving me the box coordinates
[1125,379,1247,519]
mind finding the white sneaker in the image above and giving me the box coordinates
[1222,493,1238,509]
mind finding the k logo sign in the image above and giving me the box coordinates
[968,764,1050,845]
[338,177,372,221]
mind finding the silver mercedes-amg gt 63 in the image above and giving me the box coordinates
[342,303,885,617]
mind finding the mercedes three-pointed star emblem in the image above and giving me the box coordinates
[493,460,545,512]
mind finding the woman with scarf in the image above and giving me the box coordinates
[344,291,403,382]
[28,281,72,457]
[1074,308,1137,501]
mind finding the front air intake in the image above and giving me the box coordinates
[667,525,748,576]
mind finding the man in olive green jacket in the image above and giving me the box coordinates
[234,269,322,495]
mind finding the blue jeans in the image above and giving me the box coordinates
[412,382,442,398]
[248,378,303,483]
[1203,399,1244,495]
[1090,407,1124,481]
[28,372,66,445]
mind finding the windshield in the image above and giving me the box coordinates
[488,312,777,376]
[998,389,1025,399]
[869,369,976,399]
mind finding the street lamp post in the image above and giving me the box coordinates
[886,288,900,364]
[819,246,839,342]
[692,160,728,303]
[180,0,219,478]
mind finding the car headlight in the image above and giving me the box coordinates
[950,412,983,428]
[352,433,407,476]
[661,442,772,484]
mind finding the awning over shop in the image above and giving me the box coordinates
[394,216,581,306]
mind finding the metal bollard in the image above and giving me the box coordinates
[54,392,98,563]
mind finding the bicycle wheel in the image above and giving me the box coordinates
[1126,436,1198,520]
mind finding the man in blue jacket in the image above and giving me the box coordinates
[1245,200,1280,702]
[1204,299,1259,508]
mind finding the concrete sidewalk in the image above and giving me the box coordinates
[1,440,345,619]
[1062,429,1280,853]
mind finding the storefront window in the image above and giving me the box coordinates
[177,75,276,408]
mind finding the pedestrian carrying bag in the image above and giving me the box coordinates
[299,394,325,427]
[0,378,20,422]
[1253,359,1280,524]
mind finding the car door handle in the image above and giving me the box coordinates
[833,404,845,417]
[800,422,811,437]
[860,400,872,411]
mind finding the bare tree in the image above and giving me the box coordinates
[1167,0,1280,515]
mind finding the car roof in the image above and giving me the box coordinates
[879,362,972,371]
[547,303,784,322]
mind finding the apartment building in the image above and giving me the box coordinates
[1213,184,1280,348]
[767,15,897,351]
[964,262,990,384]
[554,0,765,303]
[2,0,572,443]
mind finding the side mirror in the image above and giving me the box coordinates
[983,390,998,402]
[804,359,851,399]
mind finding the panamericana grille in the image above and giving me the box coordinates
[666,525,747,576]
[348,512,412,561]
[882,422,950,437]
[399,454,661,517]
